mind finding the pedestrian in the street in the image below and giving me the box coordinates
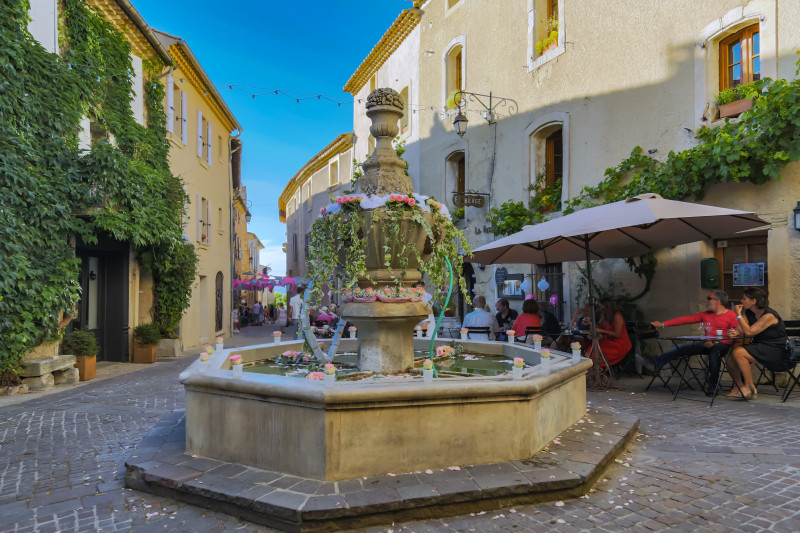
[268,304,275,324]
[252,301,263,325]
[289,286,305,326]
[275,302,289,333]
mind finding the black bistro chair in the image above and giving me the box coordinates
[524,327,543,343]
[780,321,800,402]
[464,326,491,340]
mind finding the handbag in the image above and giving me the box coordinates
[787,338,800,363]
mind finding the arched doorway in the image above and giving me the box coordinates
[215,272,224,332]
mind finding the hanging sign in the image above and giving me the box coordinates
[494,267,507,285]
[732,263,765,286]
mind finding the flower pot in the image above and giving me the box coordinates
[348,331,356,339]
[198,360,209,374]
[461,333,468,340]
[423,368,433,383]
[719,97,753,119]
[534,341,542,351]
[416,330,423,339]
[324,373,336,385]
[507,336,516,344]
[76,355,96,381]
[232,364,243,378]
[572,349,581,363]
[133,344,157,364]
[215,342,224,352]
[512,366,523,380]
[273,335,282,345]
[540,357,551,374]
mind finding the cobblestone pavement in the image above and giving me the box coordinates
[1,351,799,532]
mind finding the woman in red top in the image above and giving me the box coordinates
[510,299,542,342]
[588,298,631,366]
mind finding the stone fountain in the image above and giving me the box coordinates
[123,88,636,533]
[340,88,432,373]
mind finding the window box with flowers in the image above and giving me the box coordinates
[715,80,764,119]
[535,15,559,56]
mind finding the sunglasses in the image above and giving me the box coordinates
[706,296,718,301]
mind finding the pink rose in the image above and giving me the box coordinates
[302,356,309,362]
[409,198,416,206]
[389,195,396,202]
[337,197,344,205]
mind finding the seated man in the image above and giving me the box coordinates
[537,302,561,345]
[494,298,518,341]
[646,290,739,395]
[462,295,501,341]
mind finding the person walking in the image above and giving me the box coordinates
[275,302,289,334]
[288,286,305,327]
[252,301,263,326]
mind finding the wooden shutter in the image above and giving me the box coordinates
[166,76,174,134]
[207,121,212,166]
[181,91,188,144]
[197,110,203,158]
[206,199,211,244]
[196,194,203,242]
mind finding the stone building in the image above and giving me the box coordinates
[413,0,800,323]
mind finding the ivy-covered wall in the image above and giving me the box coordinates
[0,0,195,381]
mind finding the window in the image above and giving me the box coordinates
[445,151,466,203]
[545,129,563,188]
[528,0,564,70]
[303,181,311,208]
[446,45,463,99]
[714,235,768,304]
[293,234,298,262]
[329,160,339,186]
[399,86,410,134]
[197,195,210,244]
[180,91,188,144]
[719,24,760,91]
[304,233,310,260]
[196,110,204,158]
[218,135,223,162]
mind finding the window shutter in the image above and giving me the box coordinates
[206,199,211,245]
[166,76,174,134]
[196,194,203,242]
[197,110,203,158]
[207,121,212,166]
[181,91,188,144]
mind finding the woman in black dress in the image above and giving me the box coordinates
[728,288,789,399]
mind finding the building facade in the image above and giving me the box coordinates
[414,0,800,323]
[153,30,242,348]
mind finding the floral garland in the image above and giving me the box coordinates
[307,193,469,306]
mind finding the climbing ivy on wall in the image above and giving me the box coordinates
[486,69,800,300]
[0,0,195,381]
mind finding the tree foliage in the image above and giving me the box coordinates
[0,0,195,377]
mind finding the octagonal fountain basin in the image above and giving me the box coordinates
[180,338,592,481]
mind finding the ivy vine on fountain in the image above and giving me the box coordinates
[0,0,196,381]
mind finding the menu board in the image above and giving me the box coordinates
[732,262,765,286]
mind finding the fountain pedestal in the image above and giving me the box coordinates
[342,301,428,373]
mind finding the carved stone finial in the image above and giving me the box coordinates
[355,88,414,197]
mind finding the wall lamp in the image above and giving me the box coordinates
[794,201,800,231]
[452,90,518,138]
[245,199,252,224]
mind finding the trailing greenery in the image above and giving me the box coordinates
[0,0,195,378]
[486,167,562,236]
[715,79,765,106]
[307,197,472,307]
[60,330,99,358]
[140,242,199,337]
[133,323,161,345]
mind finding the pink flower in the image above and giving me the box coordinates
[230,354,242,365]
[389,195,396,202]
[336,197,344,205]
[408,198,416,206]
[282,351,294,357]
[292,353,299,360]
[306,372,325,380]
[324,363,336,375]
[302,356,309,362]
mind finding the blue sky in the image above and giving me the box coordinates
[133,0,408,276]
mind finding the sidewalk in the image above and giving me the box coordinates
[0,339,799,532]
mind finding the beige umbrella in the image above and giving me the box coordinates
[468,193,769,388]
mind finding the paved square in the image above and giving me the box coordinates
[1,355,798,532]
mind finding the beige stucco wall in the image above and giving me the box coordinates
[166,73,233,348]
[414,0,800,322]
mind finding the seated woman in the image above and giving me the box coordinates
[510,298,542,343]
[587,298,631,366]
[727,288,790,400]
[551,301,592,352]
[316,306,336,326]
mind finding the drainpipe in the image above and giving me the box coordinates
[229,130,243,334]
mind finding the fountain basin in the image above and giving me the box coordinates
[180,339,591,481]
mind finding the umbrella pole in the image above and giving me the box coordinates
[583,237,613,391]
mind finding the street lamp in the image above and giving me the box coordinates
[451,90,517,138]
[244,199,252,224]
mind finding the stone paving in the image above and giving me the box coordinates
[0,339,798,532]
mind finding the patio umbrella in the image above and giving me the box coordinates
[468,193,769,388]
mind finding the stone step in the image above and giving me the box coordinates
[125,408,639,532]
[21,355,76,377]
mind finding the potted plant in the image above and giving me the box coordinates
[716,80,763,119]
[133,323,160,363]
[535,15,559,56]
[60,330,98,381]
